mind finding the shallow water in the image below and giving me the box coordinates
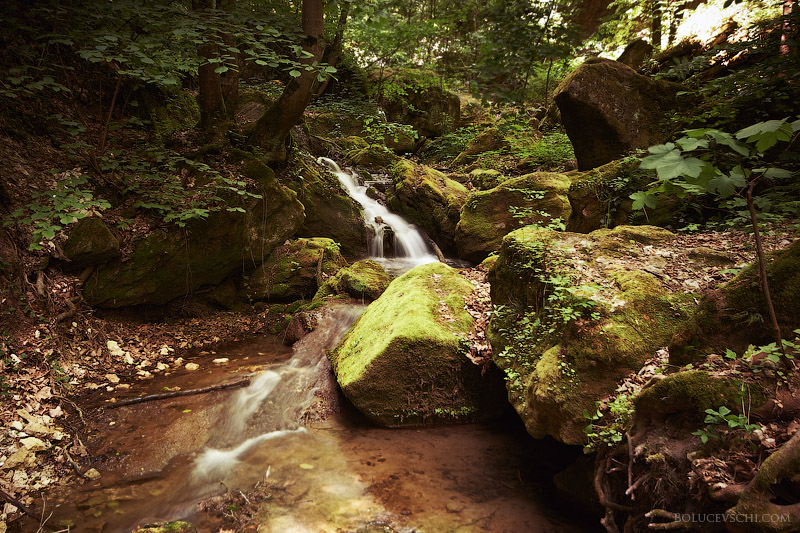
[33,306,593,532]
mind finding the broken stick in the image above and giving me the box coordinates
[105,378,250,409]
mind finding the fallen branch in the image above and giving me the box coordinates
[104,378,251,409]
[0,486,34,519]
[54,296,79,323]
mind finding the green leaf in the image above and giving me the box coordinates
[641,149,706,180]
[708,170,746,198]
[214,66,228,74]
[289,70,301,78]
[629,191,657,210]
[676,137,708,151]
[762,167,793,180]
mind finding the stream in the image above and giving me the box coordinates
[40,305,592,532]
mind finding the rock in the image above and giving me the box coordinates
[554,57,682,170]
[212,358,229,365]
[84,155,304,307]
[184,363,200,371]
[126,519,196,532]
[288,155,366,257]
[135,87,200,140]
[315,259,391,302]
[488,226,694,444]
[452,128,509,167]
[670,240,800,365]
[63,217,120,270]
[83,468,101,480]
[330,262,506,426]
[20,437,48,451]
[105,374,120,384]
[616,38,654,69]
[106,340,125,357]
[243,238,347,302]
[3,448,34,469]
[345,145,399,171]
[468,169,506,190]
[455,172,572,264]
[283,311,320,345]
[389,160,468,255]
[374,68,461,138]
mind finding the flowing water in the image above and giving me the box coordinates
[37,304,591,532]
[316,157,439,274]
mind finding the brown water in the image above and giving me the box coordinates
[30,306,595,533]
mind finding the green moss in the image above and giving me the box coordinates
[469,169,505,190]
[136,522,196,533]
[331,259,390,301]
[345,145,399,170]
[635,371,764,416]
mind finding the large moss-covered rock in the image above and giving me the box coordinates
[286,155,366,257]
[374,69,461,138]
[388,160,468,255]
[136,88,200,140]
[84,157,304,308]
[670,240,800,365]
[455,173,572,264]
[244,238,346,302]
[63,217,120,270]
[468,169,506,190]
[488,226,694,444]
[345,145,399,171]
[554,57,682,170]
[315,259,391,302]
[331,262,505,425]
[452,128,509,167]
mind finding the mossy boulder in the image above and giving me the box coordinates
[316,259,391,302]
[468,168,506,190]
[63,217,120,270]
[374,68,461,138]
[452,128,509,167]
[244,238,347,302]
[286,155,366,257]
[345,145,399,170]
[488,226,694,444]
[670,240,800,365]
[136,88,200,140]
[455,172,572,264]
[331,262,506,425]
[389,159,468,255]
[84,156,304,308]
[554,57,682,170]
[135,522,196,533]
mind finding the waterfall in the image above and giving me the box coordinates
[317,157,439,269]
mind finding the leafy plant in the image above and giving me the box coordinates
[584,394,634,450]
[4,172,111,251]
[692,405,761,443]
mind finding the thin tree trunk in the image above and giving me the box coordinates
[249,0,325,163]
[316,0,351,97]
[193,0,224,129]
[651,0,663,50]
[219,0,239,115]
[746,181,791,372]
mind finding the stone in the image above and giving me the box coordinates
[554,57,682,170]
[468,169,506,190]
[488,226,694,444]
[452,128,509,167]
[83,468,101,480]
[345,145,399,171]
[20,437,48,451]
[330,262,506,426]
[63,217,120,270]
[389,160,468,255]
[83,154,304,307]
[374,68,461,138]
[315,259,391,302]
[616,38,654,69]
[455,172,572,264]
[243,238,347,303]
[184,363,200,371]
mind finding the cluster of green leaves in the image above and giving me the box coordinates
[308,96,417,147]
[507,188,566,232]
[631,118,800,227]
[418,126,480,163]
[583,394,634,450]
[718,331,800,380]
[3,172,111,251]
[692,405,760,444]
[509,131,575,171]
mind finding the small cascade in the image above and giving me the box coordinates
[317,157,439,271]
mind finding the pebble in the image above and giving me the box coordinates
[105,374,120,384]
[83,468,101,480]
[212,358,229,365]
[185,363,200,371]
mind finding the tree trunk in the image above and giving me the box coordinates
[316,0,351,98]
[194,0,224,130]
[219,0,239,114]
[651,0,663,50]
[249,0,325,163]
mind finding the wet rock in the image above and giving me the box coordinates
[488,226,694,444]
[389,160,468,255]
[243,238,347,303]
[63,217,120,270]
[283,311,320,345]
[455,172,572,264]
[331,262,506,426]
[288,155,366,257]
[315,259,391,302]
[452,128,509,167]
[345,145,399,171]
[554,57,682,170]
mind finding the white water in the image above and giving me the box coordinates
[190,305,364,484]
[317,157,439,269]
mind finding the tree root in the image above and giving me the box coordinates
[595,448,634,533]
[645,509,688,530]
[104,378,251,409]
